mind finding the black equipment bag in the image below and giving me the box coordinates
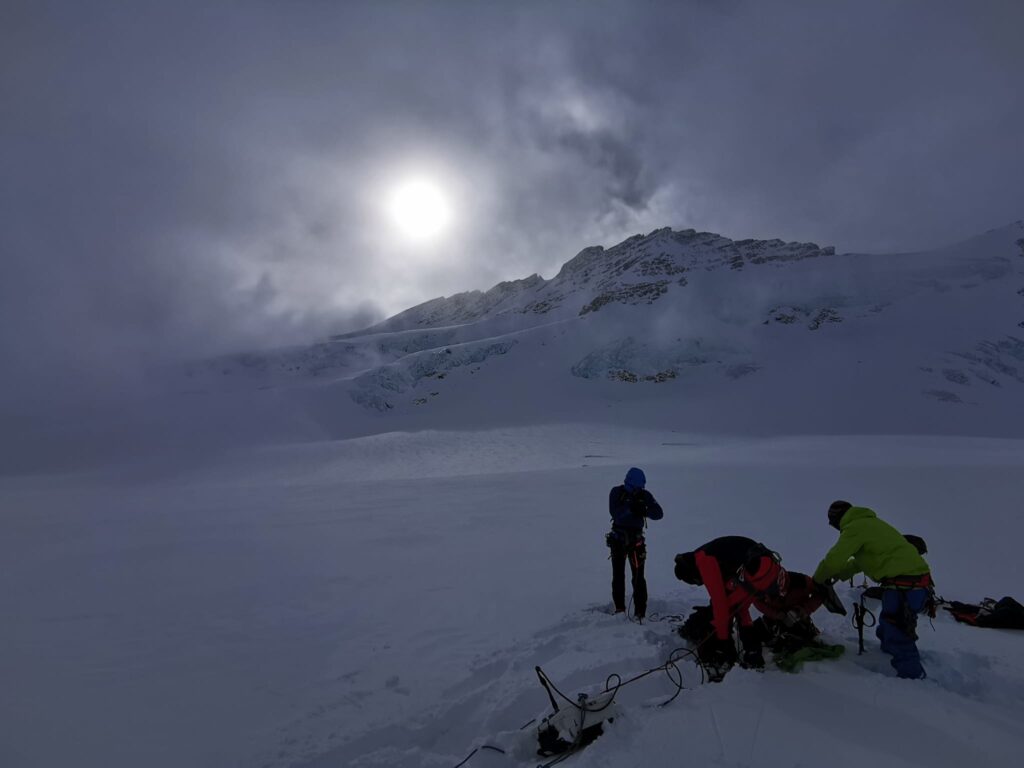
[945,596,1024,629]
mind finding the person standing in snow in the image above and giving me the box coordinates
[673,536,787,681]
[813,500,934,679]
[607,467,663,621]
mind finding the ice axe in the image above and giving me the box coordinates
[853,586,882,654]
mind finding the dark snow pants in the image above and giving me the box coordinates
[609,535,647,618]
[877,588,930,679]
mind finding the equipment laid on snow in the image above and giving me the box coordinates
[532,652,700,765]
[774,642,845,673]
[536,689,617,760]
[943,596,1024,629]
[534,667,617,764]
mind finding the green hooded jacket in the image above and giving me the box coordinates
[813,506,930,583]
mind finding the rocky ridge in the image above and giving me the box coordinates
[356,227,835,333]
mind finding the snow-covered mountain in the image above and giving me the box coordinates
[187,220,1024,438]
[350,228,834,333]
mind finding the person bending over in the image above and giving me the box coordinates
[813,500,933,679]
[674,536,787,681]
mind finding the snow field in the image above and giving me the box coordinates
[2,426,1023,767]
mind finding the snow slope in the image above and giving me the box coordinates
[179,221,1024,445]
[3,427,1023,768]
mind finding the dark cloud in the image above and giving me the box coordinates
[2,0,1023,418]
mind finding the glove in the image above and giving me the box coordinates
[815,581,849,616]
[631,492,650,516]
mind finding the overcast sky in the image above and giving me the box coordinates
[2,0,1023,404]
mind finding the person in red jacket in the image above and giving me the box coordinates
[674,536,788,680]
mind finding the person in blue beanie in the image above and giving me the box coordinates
[607,467,663,620]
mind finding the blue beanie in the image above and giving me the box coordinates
[624,467,646,490]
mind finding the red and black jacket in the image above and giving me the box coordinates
[691,536,785,640]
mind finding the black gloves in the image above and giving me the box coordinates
[677,605,714,643]
[631,491,650,517]
[815,580,849,616]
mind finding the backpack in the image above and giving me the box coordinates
[944,596,1024,629]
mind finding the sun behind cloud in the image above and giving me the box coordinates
[387,178,452,242]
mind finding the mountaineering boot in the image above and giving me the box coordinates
[699,636,738,683]
[705,660,733,683]
[738,625,765,670]
[740,647,766,670]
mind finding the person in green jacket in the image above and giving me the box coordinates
[813,500,933,679]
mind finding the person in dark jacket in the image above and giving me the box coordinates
[674,536,787,680]
[607,467,663,620]
[813,500,933,679]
